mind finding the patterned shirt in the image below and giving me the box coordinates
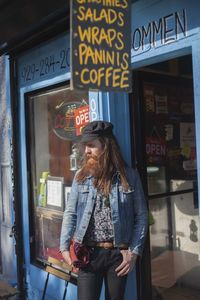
[84,193,114,242]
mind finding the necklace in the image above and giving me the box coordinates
[102,195,110,208]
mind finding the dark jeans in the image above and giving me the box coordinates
[77,247,127,300]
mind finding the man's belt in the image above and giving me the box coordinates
[86,241,128,250]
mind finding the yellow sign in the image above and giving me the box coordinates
[71,0,132,92]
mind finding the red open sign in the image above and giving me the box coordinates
[74,105,90,135]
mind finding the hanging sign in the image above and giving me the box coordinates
[53,101,83,140]
[146,137,166,164]
[146,125,166,164]
[70,0,132,92]
[74,104,90,135]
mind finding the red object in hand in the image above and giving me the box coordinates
[70,240,90,269]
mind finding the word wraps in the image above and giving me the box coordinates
[71,0,131,92]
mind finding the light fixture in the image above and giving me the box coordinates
[70,144,79,171]
[147,166,159,173]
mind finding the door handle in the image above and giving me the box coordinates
[9,225,16,238]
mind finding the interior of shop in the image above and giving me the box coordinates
[134,55,200,300]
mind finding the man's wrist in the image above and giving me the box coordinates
[60,249,69,254]
[128,249,138,260]
[128,246,140,256]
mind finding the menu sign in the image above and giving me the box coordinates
[71,0,132,92]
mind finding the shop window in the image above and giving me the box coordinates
[143,78,196,196]
[25,84,89,280]
[133,61,199,300]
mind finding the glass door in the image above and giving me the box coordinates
[25,84,88,280]
[132,55,200,300]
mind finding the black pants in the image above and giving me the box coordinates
[77,247,127,300]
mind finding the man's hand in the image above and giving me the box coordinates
[115,250,137,276]
[62,250,72,266]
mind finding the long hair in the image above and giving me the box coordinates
[76,135,129,195]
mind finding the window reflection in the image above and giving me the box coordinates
[147,166,166,195]
[25,85,88,268]
[150,193,200,298]
[142,70,199,299]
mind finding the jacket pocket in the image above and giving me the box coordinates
[82,185,90,193]
[124,186,135,194]
[78,184,89,193]
[78,185,90,203]
[122,186,135,201]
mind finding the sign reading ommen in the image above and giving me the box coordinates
[71,0,132,92]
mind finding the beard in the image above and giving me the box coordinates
[80,154,102,178]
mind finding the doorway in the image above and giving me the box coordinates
[131,55,200,300]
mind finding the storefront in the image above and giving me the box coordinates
[0,0,200,299]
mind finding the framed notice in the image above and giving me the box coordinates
[46,176,64,211]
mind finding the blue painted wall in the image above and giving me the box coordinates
[15,0,200,299]
[0,55,17,284]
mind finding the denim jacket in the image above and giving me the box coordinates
[60,167,148,256]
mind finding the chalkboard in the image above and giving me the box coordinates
[70,0,132,92]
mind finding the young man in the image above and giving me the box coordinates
[60,120,148,300]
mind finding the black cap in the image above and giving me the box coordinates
[80,121,114,143]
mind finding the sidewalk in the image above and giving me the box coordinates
[0,281,18,299]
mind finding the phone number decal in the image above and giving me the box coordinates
[20,48,70,84]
